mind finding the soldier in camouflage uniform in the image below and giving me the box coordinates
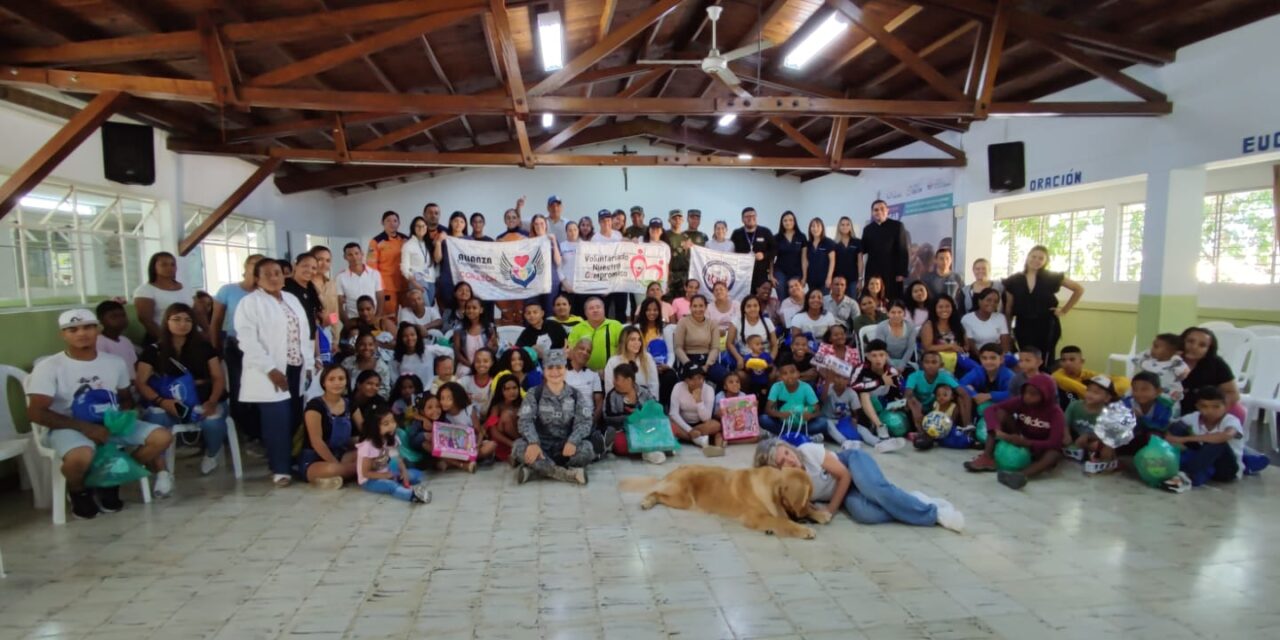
[666,209,690,294]
[684,209,708,248]
[513,349,595,484]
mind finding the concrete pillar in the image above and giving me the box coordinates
[1136,166,1206,343]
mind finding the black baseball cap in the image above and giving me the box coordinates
[648,217,663,227]
[597,208,611,219]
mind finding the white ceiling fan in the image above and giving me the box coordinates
[638,5,774,94]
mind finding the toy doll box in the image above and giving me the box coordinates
[719,395,761,442]
[431,421,478,461]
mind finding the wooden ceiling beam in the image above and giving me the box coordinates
[826,117,849,169]
[1022,32,1168,102]
[178,158,283,256]
[768,117,826,160]
[0,0,488,66]
[488,0,534,167]
[831,4,924,71]
[861,21,978,94]
[827,0,966,101]
[246,8,481,87]
[536,69,666,154]
[598,0,618,42]
[421,35,478,146]
[531,0,684,96]
[197,14,239,107]
[910,0,1174,65]
[973,0,1010,118]
[875,117,964,158]
[962,21,988,98]
[0,91,129,221]
[355,114,462,151]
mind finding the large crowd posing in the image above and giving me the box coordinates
[24,195,1260,529]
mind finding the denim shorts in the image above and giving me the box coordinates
[46,420,163,460]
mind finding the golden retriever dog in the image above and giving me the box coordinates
[619,465,832,539]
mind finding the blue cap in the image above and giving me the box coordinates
[547,195,562,206]
[597,208,611,219]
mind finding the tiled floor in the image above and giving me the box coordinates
[1,443,1278,640]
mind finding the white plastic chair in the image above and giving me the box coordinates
[1213,327,1253,387]
[30,423,151,525]
[1245,325,1280,339]
[663,324,677,363]
[1108,336,1137,377]
[163,416,243,480]
[1199,320,1235,333]
[858,325,878,353]
[0,365,41,508]
[1240,336,1280,452]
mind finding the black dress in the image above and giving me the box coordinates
[833,238,861,288]
[1003,270,1065,361]
[1180,355,1234,416]
[860,218,910,299]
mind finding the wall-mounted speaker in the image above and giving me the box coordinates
[987,141,1025,192]
[102,122,155,186]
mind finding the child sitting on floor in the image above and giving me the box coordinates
[1066,376,1118,461]
[905,352,959,435]
[391,373,424,424]
[741,333,774,398]
[604,363,663,464]
[850,339,905,440]
[820,373,862,451]
[957,343,1013,426]
[429,356,456,395]
[484,375,523,465]
[964,374,1065,490]
[1124,371,1175,436]
[1052,345,1130,408]
[913,383,962,451]
[1162,386,1245,492]
[761,361,825,441]
[1009,346,1057,401]
[356,407,430,504]
[1130,333,1190,404]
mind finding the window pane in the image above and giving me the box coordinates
[1068,209,1104,281]
[0,225,23,308]
[1199,196,1219,283]
[1117,204,1144,282]
[1216,189,1276,284]
[24,229,79,304]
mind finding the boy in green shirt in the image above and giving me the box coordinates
[1066,375,1117,452]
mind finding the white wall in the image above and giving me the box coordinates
[0,100,341,285]
[330,140,803,238]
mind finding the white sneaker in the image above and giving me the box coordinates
[935,503,966,533]
[200,455,219,475]
[272,474,292,488]
[875,437,906,454]
[877,426,890,440]
[153,470,173,498]
[642,451,667,464]
[841,440,861,451]
[692,435,709,448]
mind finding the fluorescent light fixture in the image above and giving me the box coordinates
[537,12,564,72]
[717,114,738,127]
[737,153,753,160]
[20,195,93,216]
[542,113,555,128]
[784,13,849,70]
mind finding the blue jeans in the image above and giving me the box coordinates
[254,365,302,475]
[837,448,937,526]
[143,403,229,457]
[760,414,827,436]
[361,459,425,501]
[773,267,799,301]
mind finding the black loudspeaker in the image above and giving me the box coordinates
[987,141,1025,192]
[102,122,156,185]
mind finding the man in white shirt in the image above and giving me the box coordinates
[336,241,383,326]
[591,209,620,243]
[547,195,567,244]
[25,309,172,520]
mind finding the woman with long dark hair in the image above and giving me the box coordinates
[136,303,227,486]
[961,287,1012,357]
[1003,245,1084,362]
[342,332,392,399]
[298,364,358,489]
[1178,327,1243,418]
[453,298,498,375]
[874,300,919,372]
[919,294,972,376]
[801,217,836,295]
[773,211,805,301]
[400,215,436,305]
[905,281,932,329]
[135,251,203,341]
[433,211,469,318]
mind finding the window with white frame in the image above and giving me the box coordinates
[1199,188,1277,284]
[183,206,273,294]
[0,176,162,309]
[1116,203,1145,282]
[990,207,1105,282]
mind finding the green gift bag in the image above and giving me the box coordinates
[85,445,150,488]
[397,427,425,466]
[626,400,679,454]
[102,409,137,437]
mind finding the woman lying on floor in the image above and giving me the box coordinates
[753,438,964,533]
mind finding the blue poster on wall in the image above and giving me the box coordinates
[877,175,956,282]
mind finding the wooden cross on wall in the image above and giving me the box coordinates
[613,144,637,191]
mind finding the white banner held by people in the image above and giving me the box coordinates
[445,236,551,300]
[690,245,755,301]
[573,242,671,294]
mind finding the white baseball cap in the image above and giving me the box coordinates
[58,308,99,330]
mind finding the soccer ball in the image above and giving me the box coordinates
[922,411,953,439]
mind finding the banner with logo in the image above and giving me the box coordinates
[877,173,957,282]
[689,245,755,301]
[445,236,551,300]
[573,241,670,294]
